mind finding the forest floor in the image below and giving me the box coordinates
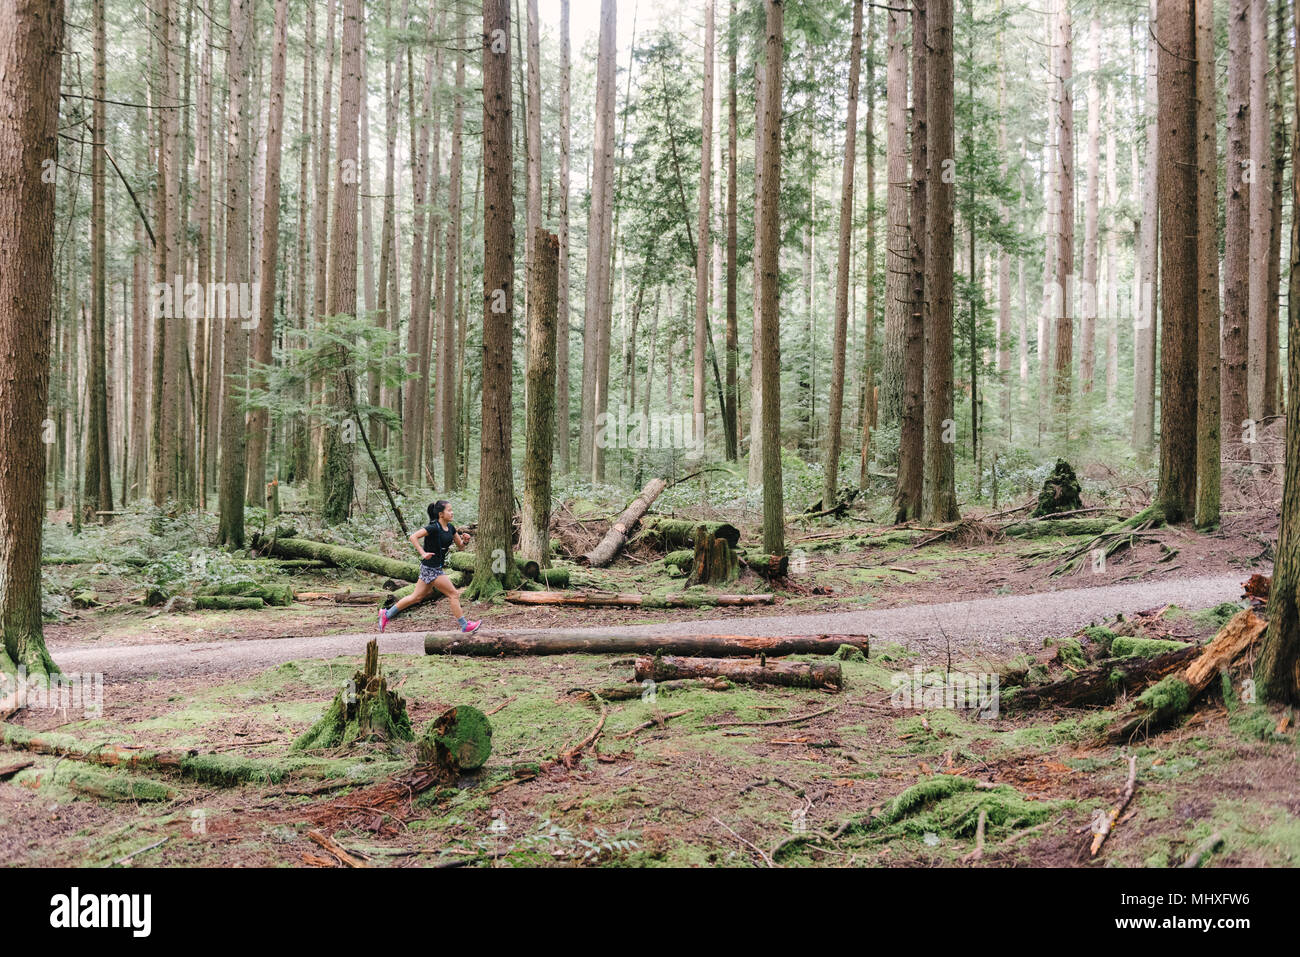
[4,490,1295,868]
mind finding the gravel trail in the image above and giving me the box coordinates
[46,574,1244,680]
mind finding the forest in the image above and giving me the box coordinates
[0,0,1298,872]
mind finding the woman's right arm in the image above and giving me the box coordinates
[409,528,432,560]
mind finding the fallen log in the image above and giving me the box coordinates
[197,582,295,605]
[1103,609,1267,743]
[425,632,868,658]
[1003,645,1201,711]
[568,678,731,701]
[741,550,789,579]
[634,655,843,691]
[580,477,668,567]
[294,590,393,605]
[260,537,422,582]
[195,595,264,610]
[14,763,176,802]
[637,517,741,552]
[501,590,773,609]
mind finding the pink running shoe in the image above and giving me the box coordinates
[461,619,481,634]
[378,608,388,633]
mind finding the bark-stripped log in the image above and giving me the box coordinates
[580,477,668,566]
[502,591,773,608]
[425,632,868,658]
[634,655,843,690]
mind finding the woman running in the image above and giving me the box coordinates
[378,500,480,634]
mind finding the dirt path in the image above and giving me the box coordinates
[47,573,1244,680]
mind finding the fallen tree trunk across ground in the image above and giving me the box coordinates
[1103,609,1267,743]
[425,631,869,658]
[580,477,668,567]
[502,590,773,609]
[1004,644,1201,711]
[634,655,843,691]
[260,537,566,587]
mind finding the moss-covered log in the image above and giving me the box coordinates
[260,537,422,582]
[1000,517,1117,538]
[581,477,669,566]
[417,706,493,777]
[293,640,414,750]
[634,655,843,690]
[197,581,295,605]
[1003,645,1200,711]
[14,763,175,802]
[741,550,789,578]
[637,517,741,551]
[426,631,867,657]
[194,595,265,610]
[502,590,773,609]
[1103,609,1267,742]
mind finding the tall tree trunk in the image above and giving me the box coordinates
[1039,0,1056,446]
[555,0,571,473]
[322,0,362,524]
[1155,0,1198,523]
[1263,0,1285,419]
[521,229,558,566]
[747,57,765,488]
[470,0,523,600]
[1052,0,1075,413]
[217,0,252,547]
[579,0,616,480]
[894,0,926,523]
[995,2,1011,431]
[525,0,541,334]
[1079,16,1101,396]
[1256,30,1300,704]
[724,0,739,462]
[85,0,113,521]
[879,7,908,429]
[194,0,213,504]
[1246,0,1270,426]
[0,0,63,677]
[923,0,957,524]
[693,0,715,450]
[822,0,863,510]
[442,5,466,490]
[247,0,289,505]
[758,0,785,555]
[1194,0,1220,528]
[310,0,338,487]
[1133,0,1159,454]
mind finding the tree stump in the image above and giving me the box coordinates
[292,639,414,750]
[688,525,739,586]
[1034,459,1084,516]
[417,705,493,779]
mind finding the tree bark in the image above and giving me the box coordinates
[246,0,289,506]
[1256,41,1300,705]
[693,0,715,451]
[894,0,925,523]
[879,8,909,430]
[521,230,559,567]
[1133,0,1159,454]
[0,0,62,677]
[923,0,958,524]
[555,0,572,474]
[758,0,785,555]
[635,655,843,691]
[1246,0,1270,426]
[442,6,467,490]
[427,632,862,659]
[724,0,739,461]
[1052,0,1075,412]
[822,0,863,511]
[217,0,252,547]
[469,0,523,602]
[1079,16,1101,395]
[1193,0,1220,529]
[1155,0,1198,523]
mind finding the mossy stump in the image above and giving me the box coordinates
[293,640,414,751]
[688,525,739,586]
[417,705,493,779]
[1034,459,1083,516]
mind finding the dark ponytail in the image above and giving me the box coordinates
[428,501,450,524]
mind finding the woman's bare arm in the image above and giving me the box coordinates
[410,528,432,560]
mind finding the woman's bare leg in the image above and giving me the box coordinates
[432,574,464,620]
[390,580,434,616]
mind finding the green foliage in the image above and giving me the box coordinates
[1111,636,1190,658]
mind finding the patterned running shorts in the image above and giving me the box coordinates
[419,565,444,584]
